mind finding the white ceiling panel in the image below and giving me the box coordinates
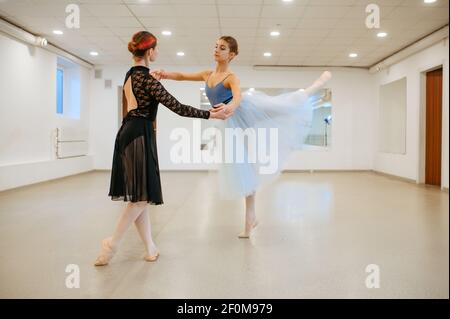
[128,4,174,17]
[218,5,261,18]
[261,5,306,18]
[99,16,142,27]
[220,18,259,29]
[83,4,132,17]
[0,0,447,67]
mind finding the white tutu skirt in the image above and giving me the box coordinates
[216,89,313,200]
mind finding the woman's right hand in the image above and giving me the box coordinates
[150,69,166,80]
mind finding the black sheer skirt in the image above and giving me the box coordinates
[109,116,163,204]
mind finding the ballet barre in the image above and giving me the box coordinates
[54,127,89,159]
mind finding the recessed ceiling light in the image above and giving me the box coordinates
[270,31,280,37]
[90,51,99,56]
[177,51,185,56]
[349,53,358,58]
[162,30,172,36]
[53,30,63,35]
[424,0,437,3]
[263,52,272,57]
[282,0,294,2]
[377,32,388,38]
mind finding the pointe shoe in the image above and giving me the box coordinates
[144,252,160,262]
[238,220,258,239]
[321,71,332,82]
[94,237,116,266]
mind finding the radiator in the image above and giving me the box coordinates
[55,128,88,159]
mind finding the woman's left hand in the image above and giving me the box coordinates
[210,103,226,111]
[210,103,234,116]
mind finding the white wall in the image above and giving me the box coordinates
[90,64,376,172]
[374,39,449,189]
[0,33,93,191]
[89,65,126,171]
[2,30,447,191]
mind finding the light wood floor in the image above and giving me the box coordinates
[0,171,448,298]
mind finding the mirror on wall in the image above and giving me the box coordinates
[304,88,332,148]
[378,77,407,154]
[199,87,333,149]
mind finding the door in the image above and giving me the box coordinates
[425,68,443,186]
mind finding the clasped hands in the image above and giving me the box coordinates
[150,69,235,120]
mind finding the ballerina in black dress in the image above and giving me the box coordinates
[95,31,229,266]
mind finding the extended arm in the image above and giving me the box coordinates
[145,74,210,118]
[152,69,212,82]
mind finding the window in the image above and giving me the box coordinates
[56,68,64,114]
[56,57,81,119]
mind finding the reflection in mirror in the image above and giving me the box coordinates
[305,88,332,148]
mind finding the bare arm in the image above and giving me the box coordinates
[210,74,241,116]
[142,73,229,120]
[226,75,242,111]
[152,69,212,82]
[145,75,210,118]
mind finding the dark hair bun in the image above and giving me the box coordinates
[128,31,157,57]
[128,41,137,54]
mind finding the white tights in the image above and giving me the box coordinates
[238,72,332,238]
[239,193,257,238]
[110,201,158,256]
[304,71,332,97]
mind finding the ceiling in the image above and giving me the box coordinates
[0,0,448,67]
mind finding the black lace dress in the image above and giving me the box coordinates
[109,66,210,204]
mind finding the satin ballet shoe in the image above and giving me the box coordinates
[144,252,160,262]
[321,71,332,82]
[94,237,116,266]
[238,220,258,239]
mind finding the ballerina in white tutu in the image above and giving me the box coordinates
[152,36,331,238]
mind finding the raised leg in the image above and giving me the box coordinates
[304,71,332,97]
